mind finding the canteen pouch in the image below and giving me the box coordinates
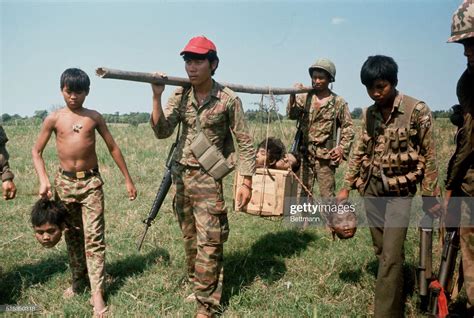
[190,132,234,180]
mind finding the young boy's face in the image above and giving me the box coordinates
[330,212,357,239]
[34,222,63,248]
[61,86,88,110]
[366,79,395,106]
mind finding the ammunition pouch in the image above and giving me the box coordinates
[190,132,234,180]
[378,126,424,195]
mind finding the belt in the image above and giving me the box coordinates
[59,167,99,179]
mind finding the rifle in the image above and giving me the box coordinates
[290,108,306,154]
[418,213,434,311]
[428,229,460,315]
[427,196,462,315]
[137,124,181,251]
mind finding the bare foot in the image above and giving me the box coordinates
[63,287,78,299]
[91,291,108,317]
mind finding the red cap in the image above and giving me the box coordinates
[180,36,217,55]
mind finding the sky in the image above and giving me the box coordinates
[1,0,468,117]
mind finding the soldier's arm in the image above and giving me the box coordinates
[0,126,14,182]
[0,126,16,200]
[414,103,439,197]
[337,100,355,160]
[150,86,182,139]
[229,96,255,208]
[343,113,367,190]
[286,87,307,120]
[445,112,474,190]
[229,96,255,177]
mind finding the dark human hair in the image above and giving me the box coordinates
[60,68,90,93]
[360,55,398,88]
[182,51,219,75]
[31,198,67,227]
[258,137,286,164]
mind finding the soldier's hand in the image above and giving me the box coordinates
[293,82,304,89]
[236,186,252,210]
[336,188,350,205]
[2,179,16,200]
[329,146,343,163]
[151,72,167,96]
[236,177,252,210]
[422,196,442,218]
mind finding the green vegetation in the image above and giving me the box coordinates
[0,119,467,316]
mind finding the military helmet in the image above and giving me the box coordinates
[308,58,336,82]
[447,0,474,43]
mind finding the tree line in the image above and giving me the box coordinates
[1,107,452,126]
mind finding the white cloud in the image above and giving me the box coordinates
[331,17,346,25]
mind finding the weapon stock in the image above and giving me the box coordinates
[137,127,180,251]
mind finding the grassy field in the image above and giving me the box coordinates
[0,119,468,317]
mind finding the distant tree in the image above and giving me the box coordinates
[2,113,11,123]
[351,107,363,119]
[34,110,48,121]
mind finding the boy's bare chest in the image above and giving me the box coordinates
[55,116,97,138]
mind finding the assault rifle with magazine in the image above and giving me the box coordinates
[137,124,180,251]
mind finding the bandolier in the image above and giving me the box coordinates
[356,95,428,196]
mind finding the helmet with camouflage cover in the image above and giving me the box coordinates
[308,58,336,82]
[447,0,474,43]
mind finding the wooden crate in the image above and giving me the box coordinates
[234,168,298,216]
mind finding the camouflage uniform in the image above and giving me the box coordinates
[287,91,354,198]
[446,66,474,311]
[0,126,14,182]
[54,170,106,295]
[151,81,255,316]
[344,92,439,317]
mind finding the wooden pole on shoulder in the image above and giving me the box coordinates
[96,67,312,95]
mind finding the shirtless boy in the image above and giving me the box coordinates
[32,68,137,317]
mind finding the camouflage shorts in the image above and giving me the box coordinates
[54,171,106,295]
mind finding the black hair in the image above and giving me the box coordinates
[360,55,398,88]
[60,68,90,93]
[258,137,286,165]
[31,198,67,228]
[182,51,219,75]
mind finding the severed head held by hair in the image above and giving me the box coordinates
[31,198,68,248]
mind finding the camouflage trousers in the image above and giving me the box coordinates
[172,164,229,316]
[54,171,106,295]
[298,157,336,199]
[459,196,474,311]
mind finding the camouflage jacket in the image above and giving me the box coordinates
[343,92,439,196]
[287,90,354,160]
[0,125,14,182]
[446,67,474,196]
[151,81,255,177]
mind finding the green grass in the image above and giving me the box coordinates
[0,120,468,317]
